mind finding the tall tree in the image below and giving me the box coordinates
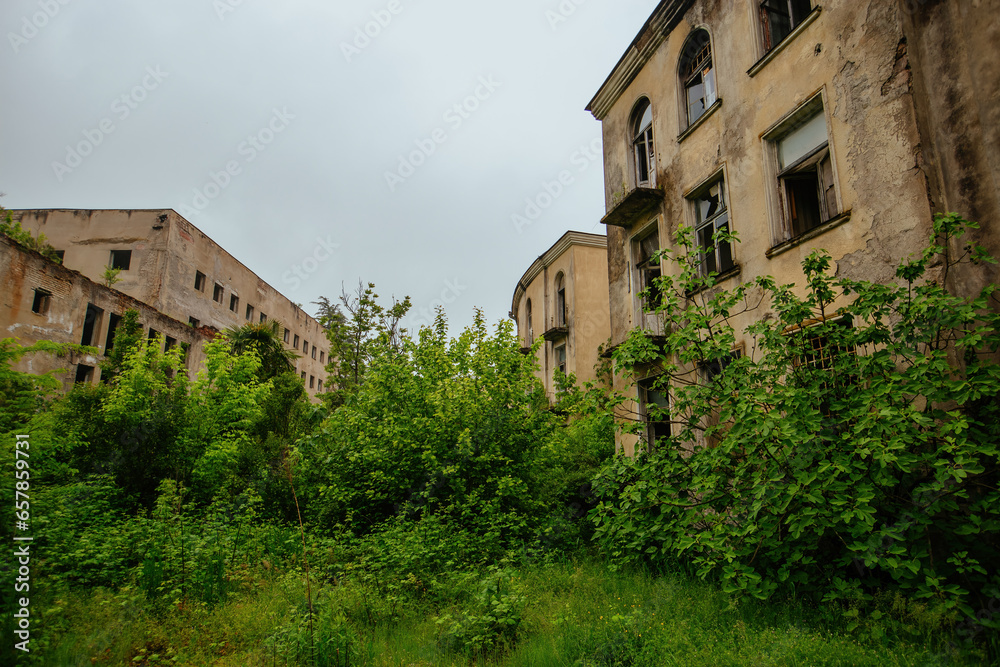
[223,320,297,381]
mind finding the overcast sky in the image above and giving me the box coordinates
[1,0,658,333]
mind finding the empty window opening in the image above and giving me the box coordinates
[246,304,255,320]
[320,351,325,364]
[213,283,224,303]
[194,271,206,291]
[109,250,132,271]
[554,343,567,376]
[760,0,812,52]
[75,364,95,385]
[309,375,315,389]
[230,294,240,312]
[105,313,123,352]
[772,100,837,240]
[631,100,655,187]
[189,317,200,328]
[164,336,177,352]
[318,379,324,391]
[259,312,266,323]
[692,178,734,276]
[680,30,717,126]
[301,371,306,381]
[284,328,290,344]
[293,334,300,348]
[555,274,567,327]
[53,250,65,263]
[80,304,104,347]
[303,339,309,353]
[31,289,51,315]
[526,299,534,342]
[311,345,317,360]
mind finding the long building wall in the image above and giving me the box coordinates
[0,234,210,388]
[13,209,329,396]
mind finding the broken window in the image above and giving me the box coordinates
[691,177,734,276]
[638,377,671,450]
[31,288,51,315]
[230,294,240,313]
[631,99,655,187]
[633,228,663,312]
[680,29,717,126]
[80,304,104,347]
[148,328,160,349]
[105,313,122,352]
[194,271,206,291]
[760,0,812,52]
[53,250,65,263]
[246,303,254,320]
[555,273,567,327]
[189,317,200,328]
[109,250,132,271]
[554,342,567,375]
[213,283,224,303]
[164,336,177,352]
[768,97,838,241]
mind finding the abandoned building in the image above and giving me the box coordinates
[5,209,329,396]
[511,231,611,403]
[588,0,1000,454]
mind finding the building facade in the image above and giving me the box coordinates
[10,209,329,395]
[511,231,611,402]
[588,0,999,454]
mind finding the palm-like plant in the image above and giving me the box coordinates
[223,320,297,380]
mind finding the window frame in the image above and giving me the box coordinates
[109,249,132,271]
[630,98,656,188]
[555,273,567,328]
[213,283,224,304]
[230,294,240,313]
[762,92,841,247]
[637,375,671,451]
[759,0,813,53]
[678,29,718,129]
[554,341,567,376]
[687,170,735,278]
[631,221,664,320]
[31,288,51,315]
[194,271,206,291]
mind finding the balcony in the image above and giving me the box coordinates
[600,187,664,228]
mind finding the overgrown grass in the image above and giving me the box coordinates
[23,555,989,666]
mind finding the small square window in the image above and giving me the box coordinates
[213,284,224,303]
[53,250,65,263]
[194,271,206,291]
[230,294,240,312]
[189,317,200,328]
[31,288,51,315]
[109,250,132,271]
[75,364,95,385]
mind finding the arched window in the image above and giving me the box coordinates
[555,273,567,327]
[680,30,716,127]
[631,99,655,187]
[526,299,533,341]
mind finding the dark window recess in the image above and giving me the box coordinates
[760,0,812,51]
[772,103,836,240]
[31,289,51,315]
[320,351,325,364]
[309,375,315,389]
[303,340,309,353]
[109,250,132,271]
[105,313,123,352]
[693,179,734,276]
[148,328,159,348]
[80,304,104,347]
[311,345,317,360]
[699,349,743,383]
[194,271,206,291]
[635,231,663,311]
[293,334,300,348]
[260,313,266,323]
[230,294,239,312]
[638,378,671,450]
[75,364,95,384]
[526,299,534,342]
[301,371,306,380]
[555,274,567,327]
[189,317,200,328]
[213,284,224,303]
[246,304,255,320]
[318,380,324,391]
[284,329,290,343]
[164,336,176,352]
[53,250,65,262]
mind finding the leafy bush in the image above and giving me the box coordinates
[592,214,1000,626]
[435,568,525,656]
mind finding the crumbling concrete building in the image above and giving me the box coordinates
[588,0,999,454]
[6,209,329,395]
